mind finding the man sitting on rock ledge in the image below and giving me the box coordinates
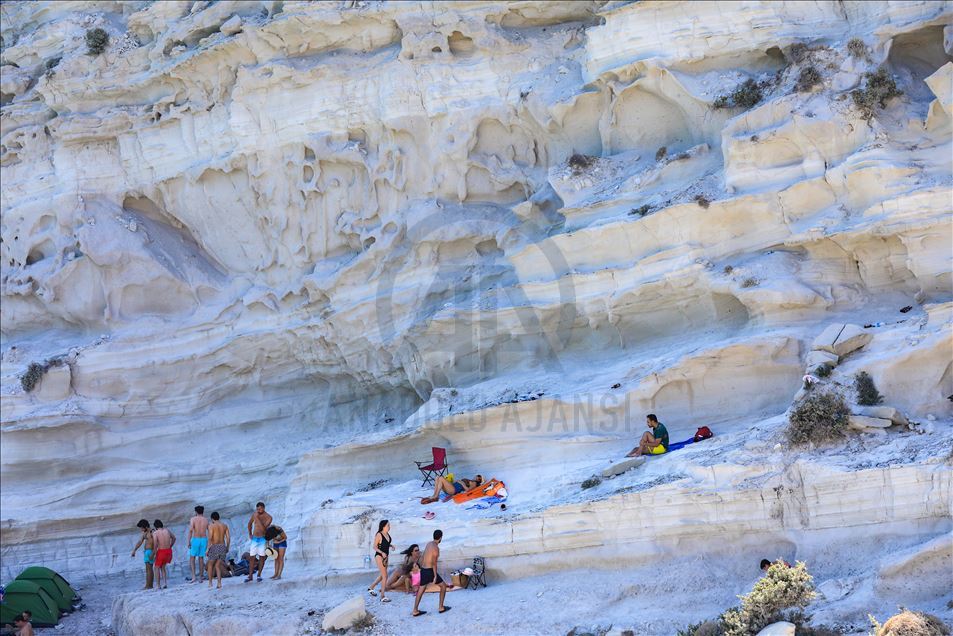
[626,414,669,457]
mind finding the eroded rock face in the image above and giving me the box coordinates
[1,0,951,590]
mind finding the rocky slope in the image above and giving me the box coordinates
[1,1,951,629]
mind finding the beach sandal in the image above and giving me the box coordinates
[423,511,436,520]
[413,611,427,617]
[439,606,452,614]
[368,588,377,596]
[257,576,263,582]
[381,597,391,603]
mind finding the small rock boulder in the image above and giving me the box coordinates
[832,324,872,356]
[805,350,838,371]
[322,595,366,632]
[221,15,242,35]
[848,415,892,430]
[856,406,908,426]
[816,577,854,601]
[758,621,795,636]
[812,324,845,353]
[602,456,645,478]
[757,622,795,636]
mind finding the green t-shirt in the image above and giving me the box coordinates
[653,422,669,449]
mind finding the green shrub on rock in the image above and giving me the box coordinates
[854,371,883,406]
[86,28,109,55]
[721,561,816,636]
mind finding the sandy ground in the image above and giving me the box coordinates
[34,537,953,636]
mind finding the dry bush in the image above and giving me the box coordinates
[851,67,902,119]
[787,390,849,446]
[847,38,869,61]
[581,476,601,490]
[740,277,759,288]
[713,78,764,110]
[787,42,809,63]
[695,195,711,208]
[20,357,64,392]
[350,611,375,631]
[795,66,822,92]
[873,609,950,636]
[656,146,668,161]
[678,620,725,636]
[21,362,48,392]
[813,363,833,378]
[629,205,651,217]
[568,153,596,174]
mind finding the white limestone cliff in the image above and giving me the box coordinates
[1,1,951,632]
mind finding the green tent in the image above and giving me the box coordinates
[15,566,79,611]
[0,580,59,627]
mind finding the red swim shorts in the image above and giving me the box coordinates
[154,548,173,568]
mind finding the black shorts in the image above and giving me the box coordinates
[419,567,443,586]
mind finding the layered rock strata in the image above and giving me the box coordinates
[1,1,951,606]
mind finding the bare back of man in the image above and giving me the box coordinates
[154,528,173,550]
[205,516,230,588]
[208,521,227,544]
[190,515,210,537]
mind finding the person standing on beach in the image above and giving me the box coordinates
[245,502,272,582]
[130,519,155,589]
[152,519,176,589]
[412,529,449,617]
[367,520,394,602]
[205,511,230,589]
[187,505,209,583]
[264,524,288,580]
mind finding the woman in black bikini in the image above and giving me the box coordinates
[367,519,394,602]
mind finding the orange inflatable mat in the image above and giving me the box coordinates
[452,478,506,504]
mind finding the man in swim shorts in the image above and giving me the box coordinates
[152,519,176,589]
[187,505,209,583]
[420,474,484,504]
[626,414,669,457]
[131,519,155,589]
[412,529,450,617]
[205,511,230,588]
[245,502,272,582]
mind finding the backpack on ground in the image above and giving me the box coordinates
[693,426,713,442]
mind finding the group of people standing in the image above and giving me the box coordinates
[367,520,451,618]
[131,502,288,590]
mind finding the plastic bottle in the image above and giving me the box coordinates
[363,555,371,569]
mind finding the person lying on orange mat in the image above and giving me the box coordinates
[420,474,483,504]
